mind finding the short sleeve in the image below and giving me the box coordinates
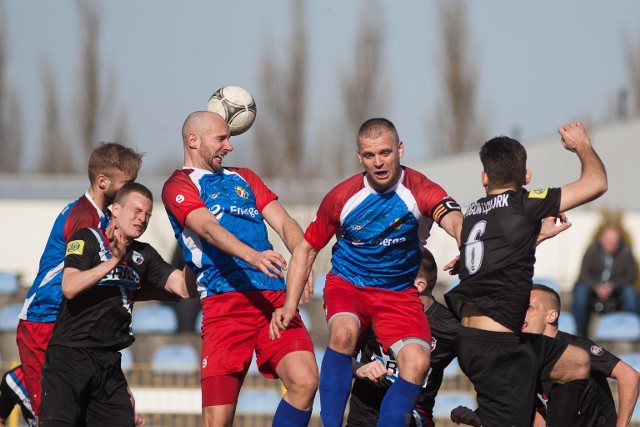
[522,187,562,223]
[162,171,208,227]
[234,168,278,212]
[64,229,99,272]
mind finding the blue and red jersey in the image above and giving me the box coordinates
[162,167,285,297]
[19,193,108,322]
[305,167,460,291]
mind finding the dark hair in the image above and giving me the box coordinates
[114,182,153,205]
[479,136,527,190]
[532,283,561,326]
[88,142,143,184]
[358,118,399,146]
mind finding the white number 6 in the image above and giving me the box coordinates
[465,221,486,274]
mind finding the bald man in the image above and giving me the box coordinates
[162,111,318,427]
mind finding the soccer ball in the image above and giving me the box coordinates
[207,86,257,136]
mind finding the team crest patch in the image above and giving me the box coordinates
[65,240,84,256]
[390,217,404,230]
[235,186,249,199]
[430,337,437,352]
[132,251,144,265]
[528,188,548,199]
[590,345,604,356]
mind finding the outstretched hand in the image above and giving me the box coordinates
[443,255,460,276]
[537,213,572,245]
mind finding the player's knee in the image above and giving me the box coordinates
[328,325,358,354]
[397,345,430,382]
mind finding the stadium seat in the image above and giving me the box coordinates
[314,347,325,373]
[150,344,199,374]
[0,303,22,331]
[120,347,134,373]
[432,391,476,419]
[618,352,640,372]
[131,304,178,334]
[298,307,312,332]
[236,389,282,414]
[558,312,577,335]
[0,271,19,295]
[442,357,461,379]
[532,277,561,294]
[445,277,460,294]
[593,312,640,341]
[313,272,326,299]
[194,309,203,333]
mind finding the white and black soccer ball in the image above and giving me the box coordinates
[207,86,257,136]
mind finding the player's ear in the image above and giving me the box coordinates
[398,140,404,158]
[547,309,558,325]
[96,173,109,190]
[481,171,489,188]
[524,169,532,186]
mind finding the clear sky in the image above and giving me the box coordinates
[4,0,640,174]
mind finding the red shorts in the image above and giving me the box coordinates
[323,273,431,354]
[200,290,313,403]
[16,319,55,416]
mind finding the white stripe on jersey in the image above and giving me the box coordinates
[6,373,33,414]
[19,261,64,320]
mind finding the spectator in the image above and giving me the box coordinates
[572,224,638,337]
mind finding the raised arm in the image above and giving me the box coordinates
[610,360,640,427]
[557,122,608,213]
[185,207,287,278]
[62,228,125,300]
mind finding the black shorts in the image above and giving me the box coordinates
[40,346,134,427]
[456,327,566,427]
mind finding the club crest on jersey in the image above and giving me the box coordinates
[590,345,605,356]
[528,188,548,199]
[175,194,185,203]
[132,251,144,265]
[390,217,404,230]
[65,240,84,256]
[235,186,249,199]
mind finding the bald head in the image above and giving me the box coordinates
[182,111,226,144]
[181,111,232,171]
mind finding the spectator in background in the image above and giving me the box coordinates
[572,224,638,337]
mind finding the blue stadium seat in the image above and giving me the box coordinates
[432,391,476,419]
[593,312,640,341]
[194,309,203,333]
[558,312,577,335]
[120,347,134,373]
[150,344,199,374]
[619,352,640,372]
[445,277,460,294]
[532,277,561,294]
[236,389,282,414]
[313,272,326,299]
[442,357,461,379]
[132,304,178,334]
[0,271,19,295]
[0,303,22,331]
[298,307,312,332]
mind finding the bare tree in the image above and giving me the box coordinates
[0,3,23,173]
[255,0,307,179]
[38,66,74,173]
[334,1,387,176]
[623,31,640,116]
[430,0,485,156]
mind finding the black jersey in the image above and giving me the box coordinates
[445,187,561,332]
[542,332,619,426]
[347,301,460,427]
[49,227,175,351]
